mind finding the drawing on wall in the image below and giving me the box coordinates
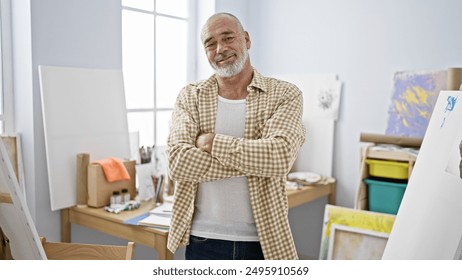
[327,224,389,260]
[312,79,342,120]
[445,117,462,179]
[273,74,341,176]
[385,70,447,137]
[319,204,395,260]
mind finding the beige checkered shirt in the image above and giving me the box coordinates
[166,69,305,260]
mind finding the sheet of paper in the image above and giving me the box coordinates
[149,202,173,217]
[138,213,171,228]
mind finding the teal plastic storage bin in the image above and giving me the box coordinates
[364,178,407,215]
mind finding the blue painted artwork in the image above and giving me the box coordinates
[440,95,459,128]
[445,96,458,113]
[386,70,447,137]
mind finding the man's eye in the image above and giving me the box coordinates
[205,42,216,49]
[224,36,234,42]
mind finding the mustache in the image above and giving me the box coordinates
[214,51,237,63]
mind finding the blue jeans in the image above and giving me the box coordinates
[186,235,265,260]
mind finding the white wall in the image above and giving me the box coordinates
[13,0,462,260]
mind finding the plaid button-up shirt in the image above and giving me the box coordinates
[167,69,305,260]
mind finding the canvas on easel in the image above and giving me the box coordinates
[39,65,131,211]
[0,138,47,259]
[383,90,462,259]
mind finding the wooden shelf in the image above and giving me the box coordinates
[355,144,419,211]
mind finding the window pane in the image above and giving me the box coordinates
[156,110,173,146]
[122,10,154,109]
[127,111,154,148]
[0,11,3,117]
[156,0,188,18]
[156,16,187,108]
[122,0,154,11]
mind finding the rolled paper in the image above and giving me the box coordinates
[447,67,462,90]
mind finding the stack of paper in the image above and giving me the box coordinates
[149,202,173,217]
[137,202,173,229]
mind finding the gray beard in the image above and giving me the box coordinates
[212,48,248,78]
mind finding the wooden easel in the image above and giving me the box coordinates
[0,134,24,259]
[0,135,47,259]
[0,135,136,260]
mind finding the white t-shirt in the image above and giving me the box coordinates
[191,95,258,241]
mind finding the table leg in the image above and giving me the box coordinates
[155,234,174,260]
[61,208,71,242]
[328,182,336,205]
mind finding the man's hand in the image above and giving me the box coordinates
[196,133,215,153]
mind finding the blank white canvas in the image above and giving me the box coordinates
[39,65,130,211]
[383,91,462,259]
[274,74,338,176]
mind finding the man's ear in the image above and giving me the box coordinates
[244,31,251,49]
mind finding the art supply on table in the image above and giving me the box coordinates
[104,200,140,214]
[155,175,164,206]
[139,145,155,164]
[110,191,122,205]
[121,188,130,204]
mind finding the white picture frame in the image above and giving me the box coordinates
[327,224,389,260]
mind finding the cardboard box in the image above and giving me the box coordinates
[87,160,136,207]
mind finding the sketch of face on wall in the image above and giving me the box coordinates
[445,122,462,179]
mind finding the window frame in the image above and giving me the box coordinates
[121,0,197,147]
[0,0,14,134]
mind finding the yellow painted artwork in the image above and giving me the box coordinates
[319,204,396,259]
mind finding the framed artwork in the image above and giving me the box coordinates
[319,204,395,260]
[327,224,389,260]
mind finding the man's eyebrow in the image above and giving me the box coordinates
[203,31,236,45]
[203,37,214,46]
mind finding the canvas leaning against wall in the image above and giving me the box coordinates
[319,204,395,260]
[385,70,447,138]
[383,90,462,259]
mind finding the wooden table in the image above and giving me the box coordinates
[61,177,336,260]
[61,200,173,260]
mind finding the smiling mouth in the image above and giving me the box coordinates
[216,54,235,63]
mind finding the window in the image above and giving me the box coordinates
[0,0,14,134]
[122,0,193,147]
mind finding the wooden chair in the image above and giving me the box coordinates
[40,237,135,260]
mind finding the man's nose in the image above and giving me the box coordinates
[216,42,228,54]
